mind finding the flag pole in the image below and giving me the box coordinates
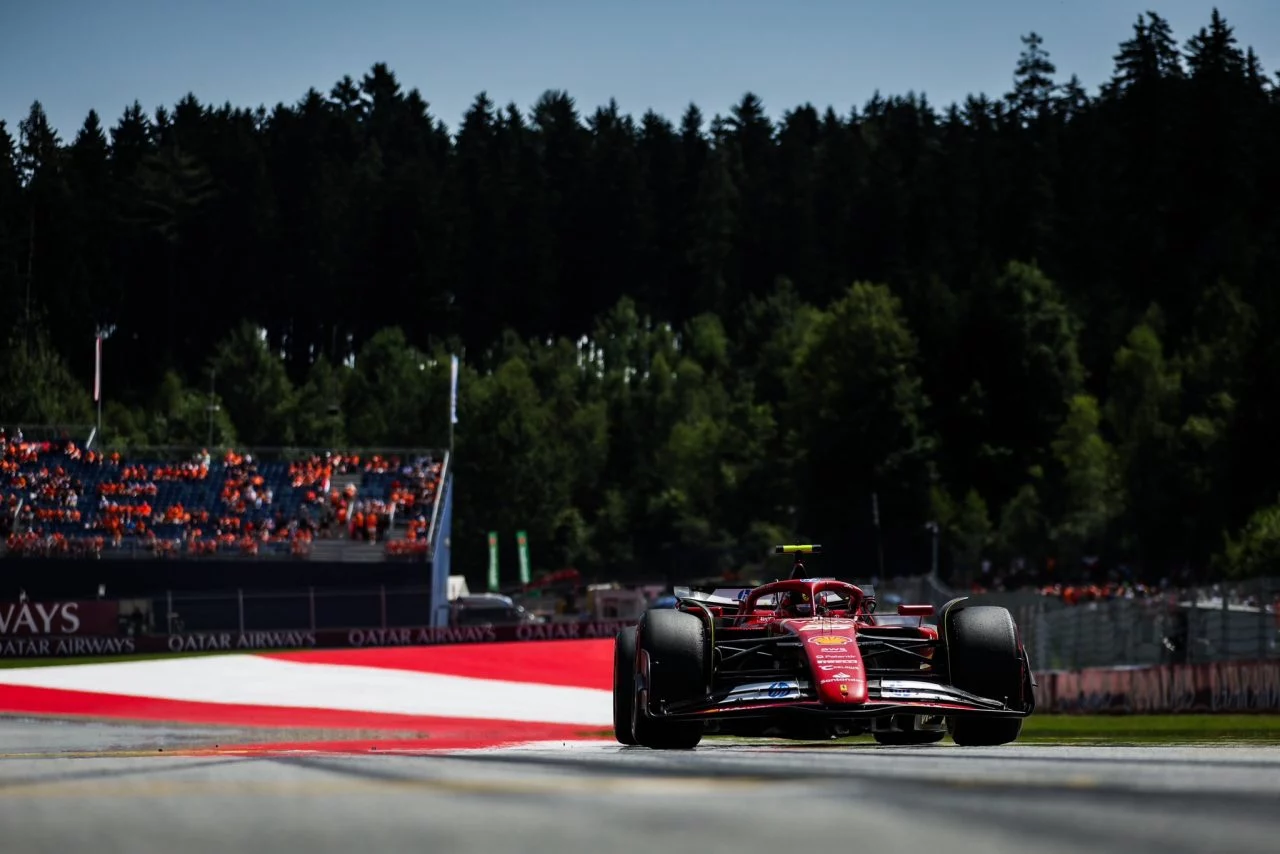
[94,333,103,439]
[872,491,884,578]
[449,354,459,457]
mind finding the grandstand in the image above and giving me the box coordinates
[1,427,445,562]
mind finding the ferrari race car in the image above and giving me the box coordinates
[614,545,1036,749]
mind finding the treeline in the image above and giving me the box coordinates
[2,10,1279,583]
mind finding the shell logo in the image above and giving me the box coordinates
[808,635,852,646]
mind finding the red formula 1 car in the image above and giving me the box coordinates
[614,545,1036,749]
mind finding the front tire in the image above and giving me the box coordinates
[943,605,1025,746]
[633,609,706,750]
[612,627,638,745]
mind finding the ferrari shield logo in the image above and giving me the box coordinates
[808,635,852,646]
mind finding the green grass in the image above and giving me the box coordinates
[1018,713,1280,744]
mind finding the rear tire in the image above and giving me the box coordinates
[633,609,706,750]
[612,627,638,745]
[942,605,1025,747]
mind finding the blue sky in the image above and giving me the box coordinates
[2,0,1278,141]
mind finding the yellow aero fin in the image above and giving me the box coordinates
[774,544,822,554]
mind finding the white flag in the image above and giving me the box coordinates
[450,355,459,425]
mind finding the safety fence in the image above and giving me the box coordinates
[948,578,1280,670]
[1035,660,1280,713]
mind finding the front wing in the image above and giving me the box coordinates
[652,678,1031,721]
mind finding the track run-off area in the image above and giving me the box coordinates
[0,640,1278,854]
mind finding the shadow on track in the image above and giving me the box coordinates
[265,744,1280,810]
[0,756,249,792]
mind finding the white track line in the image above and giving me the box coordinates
[0,656,611,726]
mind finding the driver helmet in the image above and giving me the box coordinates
[783,591,813,616]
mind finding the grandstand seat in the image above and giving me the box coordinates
[2,433,443,560]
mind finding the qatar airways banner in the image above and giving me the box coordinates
[0,600,119,638]
[0,619,637,658]
[1037,660,1280,713]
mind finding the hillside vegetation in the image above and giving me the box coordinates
[2,11,1278,583]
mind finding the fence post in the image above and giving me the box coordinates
[1035,602,1049,673]
[1221,590,1229,661]
[1257,581,1265,661]
[309,586,316,633]
[238,589,245,634]
[1262,596,1268,661]
[380,585,387,630]
[1073,606,1082,670]
[1186,604,1196,665]
[166,590,173,634]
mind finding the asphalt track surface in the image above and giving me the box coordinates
[1,718,1279,854]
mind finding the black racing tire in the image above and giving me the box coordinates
[938,596,971,615]
[633,609,706,750]
[942,605,1025,747]
[612,627,639,745]
[930,597,969,675]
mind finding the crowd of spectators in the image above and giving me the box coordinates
[1,427,444,560]
[964,556,1277,609]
